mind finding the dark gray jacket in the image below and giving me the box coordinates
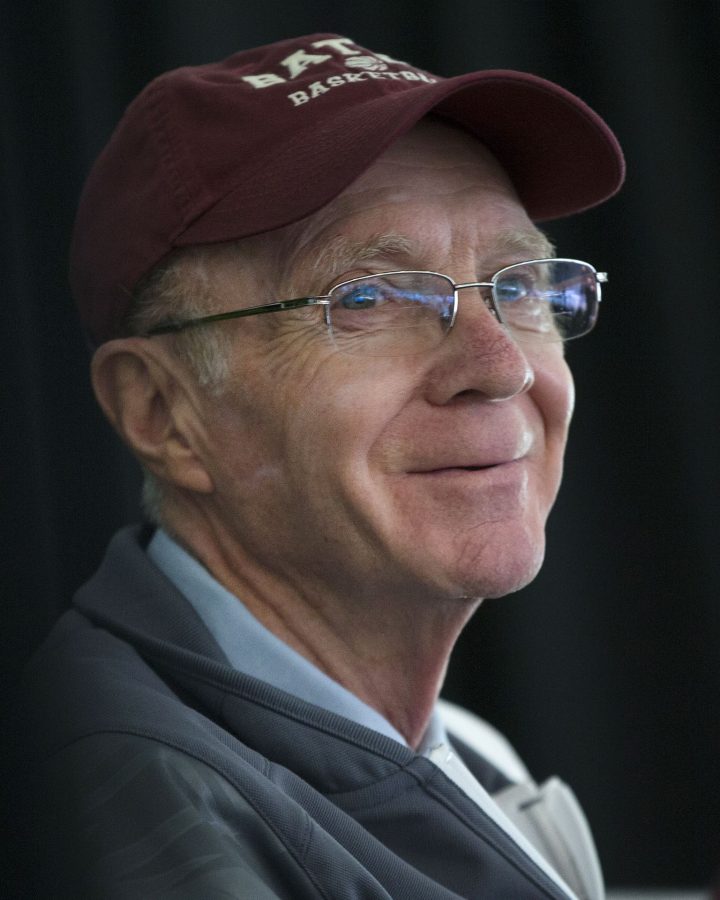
[19,526,576,898]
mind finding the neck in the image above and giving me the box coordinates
[165,509,481,750]
[247,590,474,749]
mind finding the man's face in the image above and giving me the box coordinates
[187,120,575,606]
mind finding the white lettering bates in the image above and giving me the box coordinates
[238,37,437,106]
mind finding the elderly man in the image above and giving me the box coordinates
[22,34,624,899]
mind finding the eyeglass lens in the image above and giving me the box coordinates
[328,272,455,356]
[327,261,599,356]
[493,260,599,343]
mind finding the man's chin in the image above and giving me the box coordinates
[446,532,547,601]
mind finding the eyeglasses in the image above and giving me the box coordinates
[145,258,606,357]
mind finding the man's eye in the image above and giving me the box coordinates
[496,277,532,303]
[339,285,384,310]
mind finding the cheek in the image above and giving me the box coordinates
[529,348,575,437]
[527,350,575,504]
[209,347,413,503]
[284,364,414,488]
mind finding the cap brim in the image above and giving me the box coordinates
[176,69,625,247]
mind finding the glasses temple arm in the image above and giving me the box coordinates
[145,297,329,336]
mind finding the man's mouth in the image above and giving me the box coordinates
[413,460,516,475]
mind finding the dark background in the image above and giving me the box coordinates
[3,0,719,891]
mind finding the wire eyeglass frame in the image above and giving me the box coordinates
[144,257,607,355]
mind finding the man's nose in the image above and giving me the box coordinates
[425,288,534,404]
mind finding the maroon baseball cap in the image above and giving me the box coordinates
[70,33,625,345]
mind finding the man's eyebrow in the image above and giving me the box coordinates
[490,228,556,261]
[305,227,555,282]
[309,233,416,277]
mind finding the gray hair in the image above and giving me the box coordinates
[122,247,233,525]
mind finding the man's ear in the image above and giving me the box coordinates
[90,339,214,495]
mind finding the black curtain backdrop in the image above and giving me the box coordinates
[3,0,719,891]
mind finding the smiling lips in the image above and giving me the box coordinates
[410,457,524,475]
[407,423,535,475]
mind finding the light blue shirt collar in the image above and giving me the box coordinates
[148,528,446,750]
